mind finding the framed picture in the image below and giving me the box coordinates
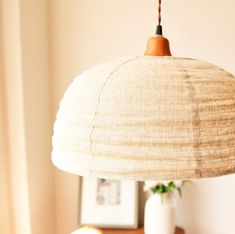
[80,178,139,228]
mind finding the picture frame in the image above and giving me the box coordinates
[80,177,139,228]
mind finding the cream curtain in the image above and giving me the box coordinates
[0,42,13,234]
[0,0,80,233]
[0,0,55,233]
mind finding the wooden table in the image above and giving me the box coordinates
[101,227,185,234]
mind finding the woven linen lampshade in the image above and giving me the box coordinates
[52,1,235,181]
[52,55,235,180]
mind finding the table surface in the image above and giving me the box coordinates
[101,227,185,234]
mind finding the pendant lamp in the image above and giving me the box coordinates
[52,1,235,181]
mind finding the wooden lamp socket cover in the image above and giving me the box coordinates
[144,35,171,56]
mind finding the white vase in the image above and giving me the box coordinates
[144,193,175,234]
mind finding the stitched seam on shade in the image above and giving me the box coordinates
[88,56,139,176]
[171,58,202,177]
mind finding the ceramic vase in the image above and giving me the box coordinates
[144,193,175,234]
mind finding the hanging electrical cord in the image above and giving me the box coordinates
[158,0,161,25]
[156,0,163,35]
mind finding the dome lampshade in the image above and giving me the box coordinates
[52,1,235,181]
[52,55,235,181]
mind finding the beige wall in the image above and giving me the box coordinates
[50,1,81,234]
[51,1,235,234]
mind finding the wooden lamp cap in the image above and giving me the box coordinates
[144,35,171,56]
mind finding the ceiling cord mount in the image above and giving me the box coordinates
[144,0,171,56]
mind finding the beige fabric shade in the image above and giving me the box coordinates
[52,56,235,181]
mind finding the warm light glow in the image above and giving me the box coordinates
[71,226,102,234]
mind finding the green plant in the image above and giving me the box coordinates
[144,180,192,197]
